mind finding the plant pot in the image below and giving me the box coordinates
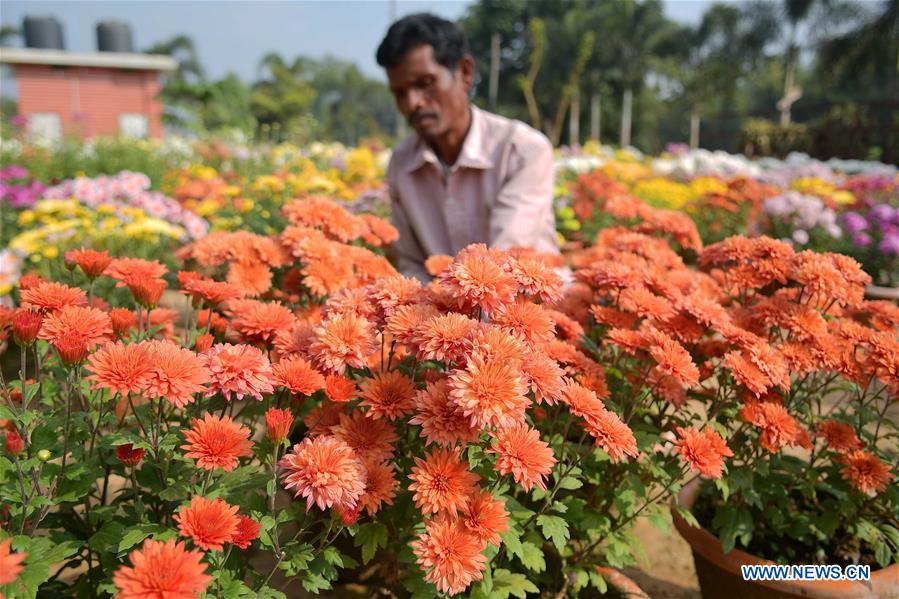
[864,285,899,301]
[672,478,899,598]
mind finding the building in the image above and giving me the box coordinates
[0,45,176,141]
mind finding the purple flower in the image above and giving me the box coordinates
[841,211,869,234]
[869,204,896,225]
[0,165,28,181]
[852,232,872,247]
[879,233,899,255]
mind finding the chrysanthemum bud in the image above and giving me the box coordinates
[12,308,42,345]
[265,408,293,443]
[115,443,145,467]
[194,332,214,353]
[54,332,89,366]
[37,449,52,461]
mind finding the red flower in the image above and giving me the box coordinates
[12,308,42,345]
[0,537,27,585]
[5,429,24,456]
[231,515,262,549]
[265,407,293,443]
[65,248,112,279]
[115,443,145,467]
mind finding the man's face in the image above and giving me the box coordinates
[386,44,473,140]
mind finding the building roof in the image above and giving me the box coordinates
[0,47,177,71]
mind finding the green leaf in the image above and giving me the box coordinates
[713,504,754,555]
[518,541,546,572]
[491,568,539,598]
[499,528,523,558]
[117,524,170,554]
[537,515,569,553]
[353,522,387,565]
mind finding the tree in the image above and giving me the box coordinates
[250,52,317,141]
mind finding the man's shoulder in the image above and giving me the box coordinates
[478,107,552,155]
[386,133,421,178]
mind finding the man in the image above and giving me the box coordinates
[376,13,559,282]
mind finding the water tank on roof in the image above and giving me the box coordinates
[97,21,134,53]
[23,16,65,50]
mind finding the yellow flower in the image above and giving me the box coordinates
[101,217,122,231]
[194,199,220,217]
[689,176,728,197]
[96,204,117,214]
[18,211,35,226]
[42,246,59,259]
[632,178,696,210]
[0,283,12,296]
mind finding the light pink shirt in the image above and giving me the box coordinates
[388,104,559,281]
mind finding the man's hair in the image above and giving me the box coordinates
[376,13,469,70]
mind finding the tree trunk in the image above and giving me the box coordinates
[590,92,600,142]
[489,33,501,112]
[569,85,580,146]
[689,107,700,149]
[620,87,632,147]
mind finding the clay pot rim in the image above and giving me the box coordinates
[671,477,898,598]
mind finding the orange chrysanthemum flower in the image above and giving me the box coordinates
[493,300,556,345]
[273,321,316,358]
[425,254,454,277]
[144,340,209,407]
[466,326,527,365]
[105,257,168,284]
[324,374,357,403]
[0,537,26,585]
[448,355,529,430]
[53,331,90,366]
[385,303,439,347]
[508,256,565,303]
[273,355,326,396]
[110,308,137,339]
[741,400,810,453]
[308,313,377,373]
[409,446,480,515]
[279,436,367,511]
[440,246,517,316]
[85,341,153,396]
[414,313,479,362]
[582,408,639,463]
[838,450,894,496]
[265,407,293,443]
[816,419,861,453]
[368,275,424,319]
[463,490,509,547]
[201,343,274,401]
[522,351,565,405]
[174,496,240,551]
[113,538,210,599]
[179,273,242,306]
[674,427,733,479]
[412,515,488,596]
[489,424,556,491]
[20,281,87,313]
[65,248,113,279]
[38,305,113,349]
[358,456,399,516]
[229,300,295,345]
[231,515,262,549]
[360,370,417,421]
[410,378,480,447]
[124,276,167,308]
[560,379,606,421]
[646,330,699,387]
[328,411,398,461]
[227,261,273,297]
[181,412,254,472]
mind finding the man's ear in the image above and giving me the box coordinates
[458,54,476,92]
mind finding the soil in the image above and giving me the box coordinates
[623,518,701,599]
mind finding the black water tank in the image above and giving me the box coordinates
[97,20,134,53]
[23,16,65,50]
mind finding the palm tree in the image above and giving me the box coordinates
[144,35,204,82]
[0,25,21,47]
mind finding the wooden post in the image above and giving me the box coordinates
[489,32,500,112]
[569,84,580,146]
[620,87,632,147]
[590,92,600,141]
[689,108,700,149]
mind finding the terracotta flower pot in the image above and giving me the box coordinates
[672,478,899,598]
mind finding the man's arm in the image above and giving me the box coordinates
[489,130,559,254]
[388,165,432,282]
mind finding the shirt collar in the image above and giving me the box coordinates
[405,104,493,173]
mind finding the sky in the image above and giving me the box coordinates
[1,0,722,85]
